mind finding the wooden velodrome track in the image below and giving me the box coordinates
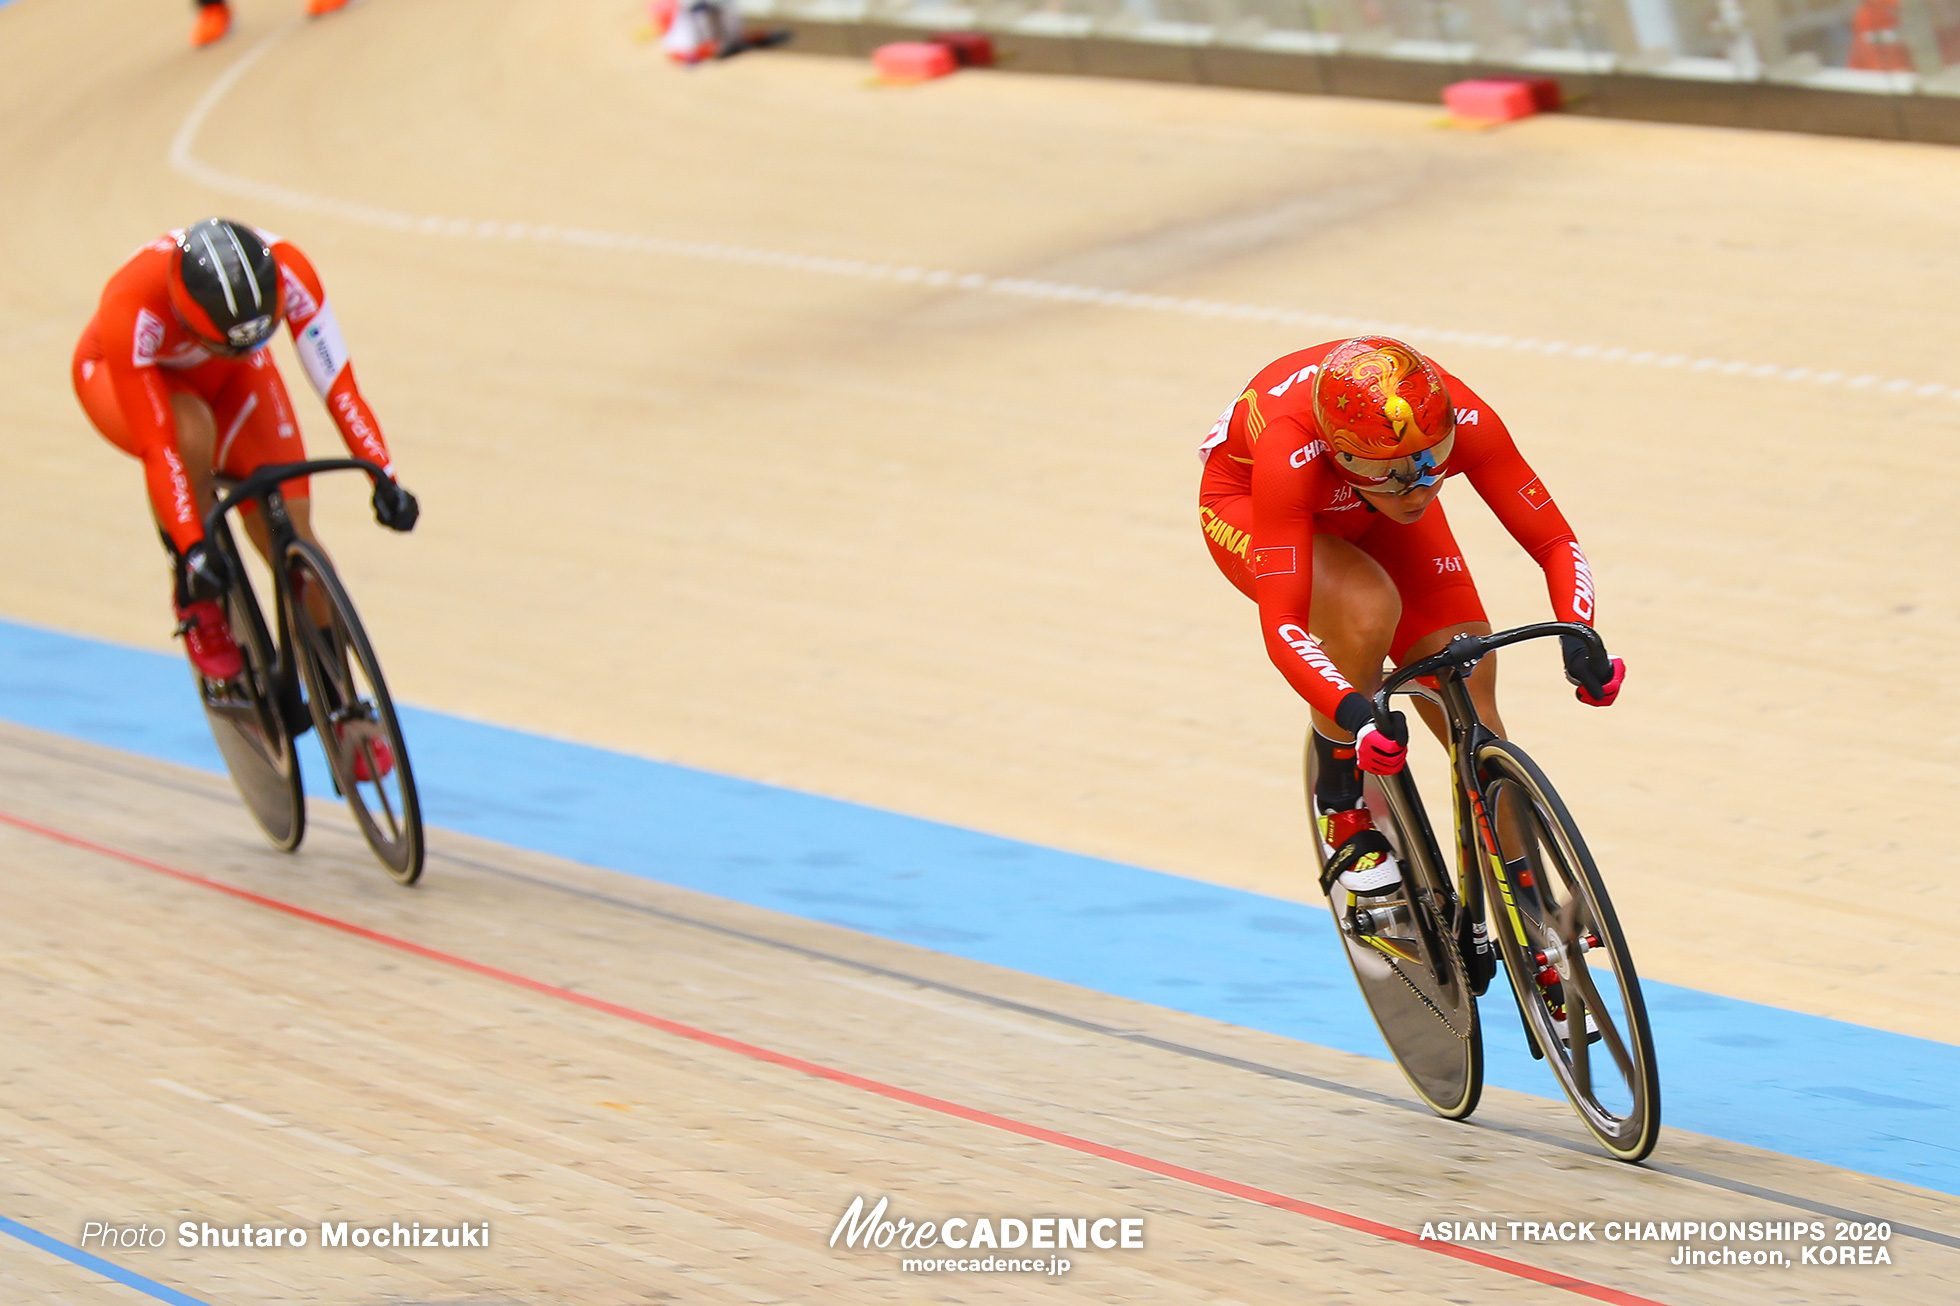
[1,0,1958,1300]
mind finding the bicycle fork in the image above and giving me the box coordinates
[1447,735,1499,1001]
[1454,732,1599,1056]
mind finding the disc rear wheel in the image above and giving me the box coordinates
[1308,737,1483,1120]
[198,537,304,852]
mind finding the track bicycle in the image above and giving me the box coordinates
[1306,621,1660,1161]
[188,458,423,884]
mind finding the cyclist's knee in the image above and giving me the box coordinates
[169,392,217,463]
[1467,656,1507,738]
[1350,583,1401,655]
[1313,538,1401,658]
[283,493,323,546]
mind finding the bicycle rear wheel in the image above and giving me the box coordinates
[283,539,423,884]
[197,533,304,852]
[1477,739,1660,1161]
[1308,738,1482,1119]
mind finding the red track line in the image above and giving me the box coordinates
[1,807,1672,1306]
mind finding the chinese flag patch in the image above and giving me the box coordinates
[1518,477,1551,510]
[1252,546,1297,577]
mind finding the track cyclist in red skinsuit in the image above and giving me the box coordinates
[1199,336,1625,898]
[73,218,418,690]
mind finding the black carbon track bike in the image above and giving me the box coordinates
[1307,622,1660,1161]
[188,458,423,884]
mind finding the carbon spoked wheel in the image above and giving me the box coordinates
[198,558,304,852]
[283,540,423,884]
[1307,738,1483,1120]
[1478,740,1660,1161]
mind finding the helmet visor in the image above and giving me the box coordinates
[189,313,277,358]
[1333,433,1455,496]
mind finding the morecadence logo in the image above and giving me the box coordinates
[830,1195,1144,1275]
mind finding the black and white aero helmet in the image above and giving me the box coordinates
[168,218,282,355]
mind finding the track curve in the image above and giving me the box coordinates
[2,1,1958,1300]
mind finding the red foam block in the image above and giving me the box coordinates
[1514,76,1563,111]
[1442,79,1538,122]
[931,31,995,67]
[873,41,958,83]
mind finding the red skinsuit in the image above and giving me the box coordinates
[73,229,393,552]
[1198,342,1595,718]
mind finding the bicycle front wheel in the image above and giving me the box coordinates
[283,540,423,884]
[1477,739,1660,1161]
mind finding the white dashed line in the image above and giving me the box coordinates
[172,26,1960,404]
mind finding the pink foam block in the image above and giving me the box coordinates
[873,42,958,83]
[1442,79,1539,122]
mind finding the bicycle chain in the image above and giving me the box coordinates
[1363,886,1474,1044]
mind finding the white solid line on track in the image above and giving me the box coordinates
[170,27,1960,405]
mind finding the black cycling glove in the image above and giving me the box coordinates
[372,480,420,532]
[1560,633,1626,707]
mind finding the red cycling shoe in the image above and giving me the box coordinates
[191,3,230,47]
[176,600,243,681]
[1315,802,1404,897]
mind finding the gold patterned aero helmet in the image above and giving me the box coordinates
[1310,336,1456,495]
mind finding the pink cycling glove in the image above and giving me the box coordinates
[1353,718,1408,774]
[1577,657,1625,706]
[1561,634,1626,708]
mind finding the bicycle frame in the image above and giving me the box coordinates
[1371,622,1609,987]
[204,459,390,728]
[201,455,424,882]
[207,458,386,617]
[1318,619,1655,1152]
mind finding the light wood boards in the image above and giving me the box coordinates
[0,1,1952,1045]
[1,721,1954,1302]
